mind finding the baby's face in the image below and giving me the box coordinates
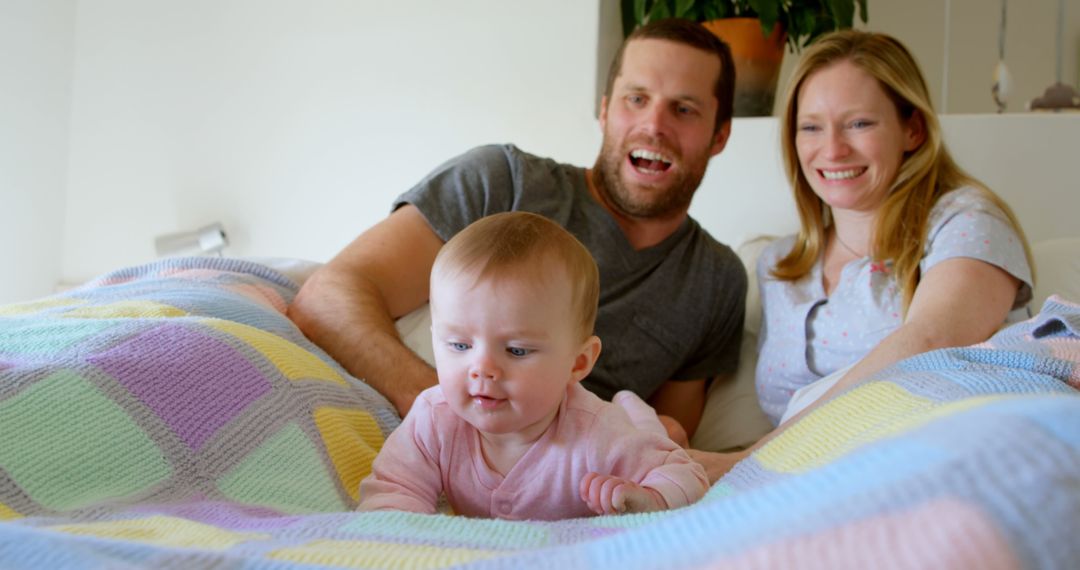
[430,268,586,441]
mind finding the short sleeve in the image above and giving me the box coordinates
[922,188,1033,309]
[392,145,517,241]
[675,248,746,381]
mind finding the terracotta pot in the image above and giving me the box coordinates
[702,18,787,117]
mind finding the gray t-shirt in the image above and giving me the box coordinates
[395,144,746,401]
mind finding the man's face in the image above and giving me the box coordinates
[594,39,730,222]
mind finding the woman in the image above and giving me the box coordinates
[692,30,1033,481]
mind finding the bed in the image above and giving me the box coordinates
[2,234,1079,569]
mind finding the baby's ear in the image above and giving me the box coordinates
[569,335,602,384]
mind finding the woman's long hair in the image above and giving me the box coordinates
[773,30,1032,312]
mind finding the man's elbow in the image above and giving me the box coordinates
[287,267,336,334]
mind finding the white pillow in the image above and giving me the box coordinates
[395,303,435,367]
[1031,238,1080,310]
[690,236,776,452]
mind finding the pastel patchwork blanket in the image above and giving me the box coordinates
[1,258,1078,569]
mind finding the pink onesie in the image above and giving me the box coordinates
[358,383,708,520]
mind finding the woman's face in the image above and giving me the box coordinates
[794,60,923,214]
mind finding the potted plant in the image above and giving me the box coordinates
[621,0,868,116]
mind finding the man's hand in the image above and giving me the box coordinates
[579,472,666,515]
[657,414,689,447]
[648,378,709,439]
[687,448,750,484]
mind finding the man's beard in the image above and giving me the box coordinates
[591,134,709,220]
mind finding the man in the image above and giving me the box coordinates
[288,18,746,443]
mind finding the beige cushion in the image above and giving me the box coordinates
[396,302,435,367]
[690,236,776,452]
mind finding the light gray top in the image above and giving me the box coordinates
[755,187,1033,424]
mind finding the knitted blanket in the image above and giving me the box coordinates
[1,258,1078,569]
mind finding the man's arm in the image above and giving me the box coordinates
[287,205,444,417]
[648,377,710,445]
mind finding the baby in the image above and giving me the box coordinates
[357,211,708,519]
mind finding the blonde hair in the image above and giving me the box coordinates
[432,212,600,341]
[774,30,1033,312]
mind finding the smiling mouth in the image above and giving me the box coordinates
[472,395,507,410]
[629,149,673,174]
[819,167,867,181]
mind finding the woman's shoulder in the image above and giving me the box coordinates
[759,234,798,258]
[754,234,798,271]
[926,186,1019,239]
[930,186,1005,220]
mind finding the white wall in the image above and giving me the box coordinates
[60,0,604,286]
[6,1,1080,301]
[0,0,75,304]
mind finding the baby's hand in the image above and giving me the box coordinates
[579,472,666,515]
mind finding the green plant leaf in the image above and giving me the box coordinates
[674,0,696,18]
[748,0,779,34]
[791,9,816,52]
[621,0,639,36]
[826,0,854,29]
[620,0,868,51]
[707,1,727,20]
[647,0,673,23]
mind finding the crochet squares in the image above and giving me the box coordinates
[268,539,497,567]
[217,423,345,514]
[207,320,345,385]
[61,300,187,319]
[48,516,266,549]
[313,406,384,501]
[0,320,115,356]
[87,322,271,451]
[0,370,170,510]
[0,297,84,317]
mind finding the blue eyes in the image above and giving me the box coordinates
[797,120,874,133]
[445,342,532,357]
[624,95,698,117]
[799,119,872,134]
